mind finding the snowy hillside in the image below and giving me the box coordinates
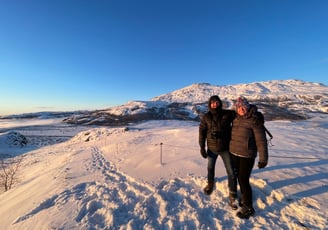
[0,116,327,229]
[63,79,328,125]
[152,79,327,104]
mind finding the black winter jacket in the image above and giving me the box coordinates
[229,106,268,163]
[199,109,235,153]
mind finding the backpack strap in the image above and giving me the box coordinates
[264,125,274,146]
[264,126,273,139]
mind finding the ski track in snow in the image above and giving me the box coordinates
[12,144,326,230]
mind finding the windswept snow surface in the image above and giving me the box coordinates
[0,117,327,229]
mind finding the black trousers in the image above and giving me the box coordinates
[231,154,255,207]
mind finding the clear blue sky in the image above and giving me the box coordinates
[1,0,327,115]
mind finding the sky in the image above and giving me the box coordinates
[1,0,328,115]
[0,117,327,229]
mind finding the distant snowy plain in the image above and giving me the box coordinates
[0,115,327,229]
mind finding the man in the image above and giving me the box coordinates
[199,95,238,209]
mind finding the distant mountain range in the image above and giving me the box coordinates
[62,79,328,125]
[2,80,328,126]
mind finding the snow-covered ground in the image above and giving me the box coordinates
[0,116,327,229]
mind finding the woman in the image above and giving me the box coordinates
[230,96,268,219]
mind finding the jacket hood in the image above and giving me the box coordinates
[208,95,222,111]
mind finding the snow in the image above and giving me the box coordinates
[0,116,327,229]
[151,80,328,107]
[105,101,169,116]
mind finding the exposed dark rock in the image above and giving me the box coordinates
[4,80,327,126]
[1,131,28,147]
[62,100,315,126]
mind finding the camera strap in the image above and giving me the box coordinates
[211,113,222,133]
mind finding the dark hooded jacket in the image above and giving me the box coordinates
[229,105,268,163]
[199,96,235,153]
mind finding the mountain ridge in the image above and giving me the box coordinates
[62,79,328,126]
[1,79,327,125]
[151,79,327,103]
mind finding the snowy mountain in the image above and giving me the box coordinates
[0,80,327,229]
[0,111,77,120]
[0,118,327,229]
[63,79,328,125]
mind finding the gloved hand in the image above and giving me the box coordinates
[258,161,267,169]
[200,148,207,159]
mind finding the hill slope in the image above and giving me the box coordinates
[0,119,327,229]
[63,79,328,125]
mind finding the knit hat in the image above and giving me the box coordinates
[235,96,250,110]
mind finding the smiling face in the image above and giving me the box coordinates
[210,100,220,109]
[237,105,248,116]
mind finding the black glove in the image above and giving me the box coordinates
[200,148,207,159]
[258,161,267,169]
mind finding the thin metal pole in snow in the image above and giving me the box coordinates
[160,142,163,165]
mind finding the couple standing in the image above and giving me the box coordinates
[199,95,268,219]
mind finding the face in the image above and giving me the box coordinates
[237,106,247,116]
[210,100,220,109]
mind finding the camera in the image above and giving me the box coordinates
[211,131,223,139]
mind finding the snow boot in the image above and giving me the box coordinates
[236,206,255,219]
[229,192,238,210]
[203,181,214,195]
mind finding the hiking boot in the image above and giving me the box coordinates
[203,182,214,195]
[229,193,238,210]
[236,206,255,219]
